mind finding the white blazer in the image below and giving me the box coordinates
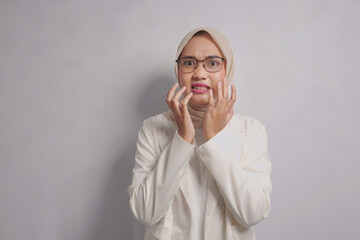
[127,113,272,240]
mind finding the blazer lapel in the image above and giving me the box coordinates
[179,167,191,203]
[203,176,221,239]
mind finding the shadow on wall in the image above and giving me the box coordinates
[90,72,175,240]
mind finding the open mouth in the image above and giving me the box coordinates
[191,83,210,93]
[192,86,210,90]
[191,83,210,90]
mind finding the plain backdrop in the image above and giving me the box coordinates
[1,0,359,239]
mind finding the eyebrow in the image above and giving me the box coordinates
[180,55,221,60]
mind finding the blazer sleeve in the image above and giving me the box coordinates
[196,118,272,228]
[127,118,195,225]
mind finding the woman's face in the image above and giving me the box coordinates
[178,33,226,108]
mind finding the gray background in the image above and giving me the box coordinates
[1,0,359,239]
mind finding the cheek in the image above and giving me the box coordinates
[178,73,192,85]
[178,75,192,93]
[211,71,226,95]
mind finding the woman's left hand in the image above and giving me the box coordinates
[203,78,236,141]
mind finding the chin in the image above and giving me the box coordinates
[190,96,209,107]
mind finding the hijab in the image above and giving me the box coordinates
[164,27,235,128]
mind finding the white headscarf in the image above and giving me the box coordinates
[164,27,235,128]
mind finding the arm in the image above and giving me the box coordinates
[197,119,272,228]
[127,119,194,225]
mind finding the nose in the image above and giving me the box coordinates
[192,63,207,80]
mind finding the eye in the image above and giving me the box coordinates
[207,58,222,66]
[209,61,219,66]
[183,60,195,66]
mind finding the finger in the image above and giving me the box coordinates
[231,84,237,102]
[166,83,179,105]
[173,86,186,103]
[209,89,215,110]
[217,81,223,103]
[167,82,178,100]
[228,106,234,116]
[180,92,192,114]
[226,84,237,109]
[179,99,185,112]
[171,86,186,115]
[226,111,234,124]
[183,92,193,103]
[229,106,234,114]
[223,78,228,100]
[172,103,182,118]
[168,87,185,118]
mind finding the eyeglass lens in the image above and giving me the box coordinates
[178,57,223,73]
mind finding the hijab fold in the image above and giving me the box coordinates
[164,27,234,129]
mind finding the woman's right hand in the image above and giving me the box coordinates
[166,83,195,144]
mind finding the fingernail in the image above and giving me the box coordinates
[218,82,221,86]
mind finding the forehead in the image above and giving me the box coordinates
[180,33,224,58]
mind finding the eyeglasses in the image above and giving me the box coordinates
[176,56,225,73]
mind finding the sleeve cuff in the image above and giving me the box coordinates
[196,123,244,172]
[174,130,195,147]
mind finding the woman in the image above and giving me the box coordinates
[127,27,272,240]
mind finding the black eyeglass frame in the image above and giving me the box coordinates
[176,56,226,73]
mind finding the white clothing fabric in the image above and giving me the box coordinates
[127,113,272,240]
[188,128,209,239]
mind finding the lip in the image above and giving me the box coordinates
[192,83,210,88]
[191,83,210,94]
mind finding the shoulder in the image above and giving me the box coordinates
[228,114,267,135]
[138,112,177,153]
[228,115,269,157]
[141,111,177,134]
